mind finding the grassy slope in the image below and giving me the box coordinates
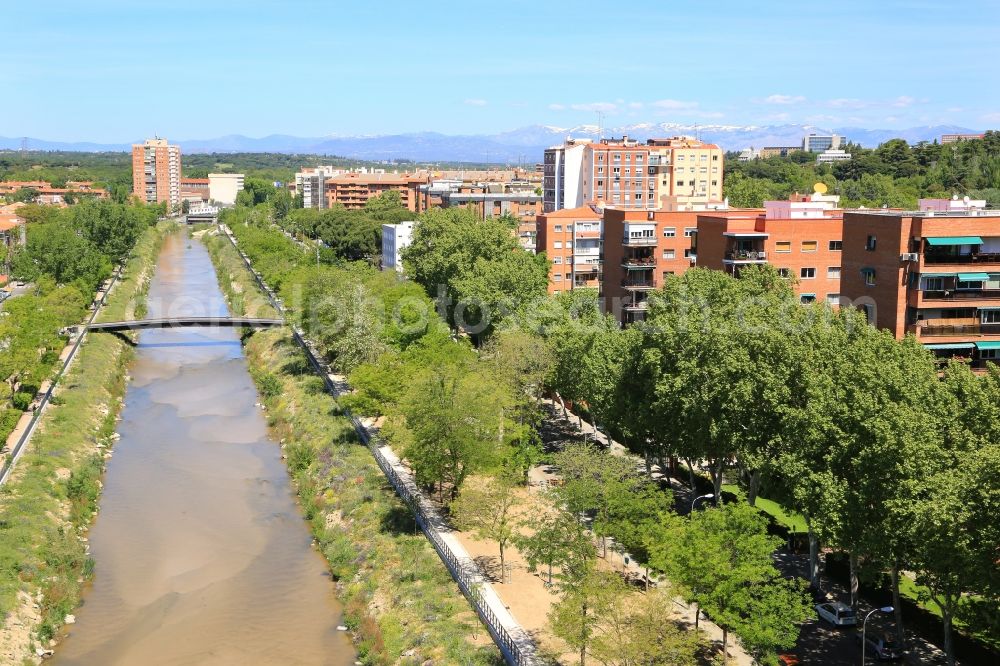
[202,229,501,666]
[0,222,173,650]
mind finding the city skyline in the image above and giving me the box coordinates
[3,0,999,142]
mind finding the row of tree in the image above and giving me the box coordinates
[724,131,1000,208]
[221,195,817,664]
[0,200,160,441]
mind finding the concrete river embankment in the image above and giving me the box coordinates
[52,232,355,665]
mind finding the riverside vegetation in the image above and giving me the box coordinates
[216,185,998,666]
[0,209,174,662]
[201,227,503,665]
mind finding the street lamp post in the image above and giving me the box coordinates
[690,493,714,517]
[861,606,894,666]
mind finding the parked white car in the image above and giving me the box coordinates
[815,601,857,626]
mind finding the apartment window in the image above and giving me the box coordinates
[981,348,999,360]
[684,248,694,258]
[829,240,843,251]
[923,277,944,291]
[802,240,818,252]
[597,154,604,162]
[676,180,684,186]
[862,268,876,286]
[634,193,643,201]
[700,167,708,173]
[597,167,604,174]
[982,310,1000,324]
[800,294,817,304]
[688,180,696,186]
[712,155,719,161]
[597,180,604,187]
[565,273,571,280]
[624,168,631,175]
[613,153,621,161]
[801,267,816,279]
[663,227,676,238]
[712,180,718,186]
[827,294,840,306]
[635,155,644,163]
[700,154,708,161]
[554,274,563,281]
[554,241,562,249]
[866,235,877,251]
[862,303,875,324]
[827,266,841,279]
[663,249,676,259]
[777,268,790,278]
[684,227,696,237]
[775,241,792,253]
[554,225,562,232]
[677,155,685,161]
[613,167,621,175]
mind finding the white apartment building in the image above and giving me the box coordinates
[381,221,416,271]
[294,166,345,208]
[208,173,244,205]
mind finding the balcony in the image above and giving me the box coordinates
[574,229,601,238]
[623,300,650,311]
[622,279,654,290]
[924,252,1000,265]
[621,257,656,270]
[623,236,657,247]
[922,289,1000,302]
[917,319,1000,336]
[724,250,767,262]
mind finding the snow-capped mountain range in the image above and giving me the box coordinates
[0,123,982,163]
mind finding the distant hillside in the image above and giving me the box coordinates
[0,123,983,163]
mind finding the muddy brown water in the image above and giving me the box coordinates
[53,233,356,665]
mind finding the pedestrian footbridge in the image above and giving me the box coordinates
[86,317,285,332]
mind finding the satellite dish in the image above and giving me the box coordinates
[814,182,828,194]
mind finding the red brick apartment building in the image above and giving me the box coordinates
[324,173,429,211]
[536,206,604,293]
[131,138,181,206]
[697,193,844,304]
[840,201,1000,367]
[180,177,210,202]
[602,208,705,323]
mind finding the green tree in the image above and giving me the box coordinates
[516,505,594,586]
[589,587,699,666]
[549,568,620,666]
[450,474,522,574]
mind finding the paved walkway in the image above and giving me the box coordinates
[541,397,756,666]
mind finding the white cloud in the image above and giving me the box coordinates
[463,98,487,106]
[548,103,566,111]
[651,99,698,110]
[827,98,870,110]
[891,96,915,108]
[570,102,618,113]
[763,94,806,105]
[628,102,644,110]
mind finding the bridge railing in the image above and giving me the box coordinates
[221,224,537,666]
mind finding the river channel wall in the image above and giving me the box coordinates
[201,228,507,666]
[0,223,174,665]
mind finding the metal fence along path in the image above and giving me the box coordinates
[220,224,542,666]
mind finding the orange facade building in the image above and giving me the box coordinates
[324,173,429,211]
[696,194,844,304]
[132,138,181,207]
[544,136,724,213]
[840,203,1000,367]
[602,208,705,323]
[536,206,604,294]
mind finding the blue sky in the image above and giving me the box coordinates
[3,0,998,142]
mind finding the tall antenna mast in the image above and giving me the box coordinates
[596,111,604,141]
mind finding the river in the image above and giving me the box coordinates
[53,231,355,665]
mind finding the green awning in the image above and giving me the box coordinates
[958,272,990,281]
[921,272,957,278]
[925,236,983,246]
[976,341,1000,350]
[924,343,975,350]
[979,306,1000,311]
